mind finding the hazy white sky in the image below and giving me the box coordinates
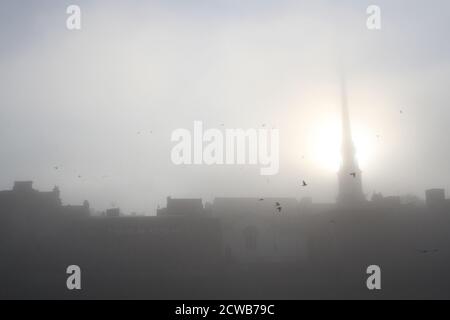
[1,0,450,213]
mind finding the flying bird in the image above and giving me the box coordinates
[258,198,264,201]
[274,202,282,213]
[350,172,356,178]
[301,180,308,187]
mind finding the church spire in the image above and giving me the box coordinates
[337,72,366,205]
[341,73,352,144]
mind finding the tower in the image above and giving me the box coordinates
[337,74,366,205]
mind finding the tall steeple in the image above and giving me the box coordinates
[337,73,366,205]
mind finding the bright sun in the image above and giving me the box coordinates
[308,115,374,173]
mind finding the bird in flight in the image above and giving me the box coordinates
[258,198,264,201]
[274,202,282,213]
[301,180,308,187]
[350,172,356,178]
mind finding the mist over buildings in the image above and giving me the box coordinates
[1,0,450,214]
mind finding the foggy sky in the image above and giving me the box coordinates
[1,0,450,213]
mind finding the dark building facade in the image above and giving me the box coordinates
[426,188,446,209]
[2,181,450,299]
[157,196,206,216]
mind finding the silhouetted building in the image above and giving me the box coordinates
[13,181,33,192]
[0,181,92,220]
[371,192,401,208]
[426,188,446,209]
[371,192,384,202]
[3,180,450,299]
[382,196,401,207]
[106,208,121,217]
[0,181,61,213]
[157,196,205,216]
[63,200,90,218]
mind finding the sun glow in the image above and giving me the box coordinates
[308,115,374,173]
[352,126,375,172]
[308,117,341,173]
